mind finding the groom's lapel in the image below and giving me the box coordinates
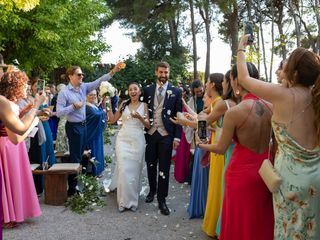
[163,84,172,106]
[150,84,156,109]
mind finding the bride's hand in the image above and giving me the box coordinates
[131,111,142,120]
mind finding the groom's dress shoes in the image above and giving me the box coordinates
[145,192,155,203]
[158,201,170,215]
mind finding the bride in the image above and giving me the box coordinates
[107,82,150,212]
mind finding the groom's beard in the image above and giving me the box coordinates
[157,76,168,85]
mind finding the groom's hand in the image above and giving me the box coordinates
[173,140,179,150]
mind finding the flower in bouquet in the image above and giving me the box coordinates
[99,81,116,98]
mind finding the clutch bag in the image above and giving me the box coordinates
[259,159,282,193]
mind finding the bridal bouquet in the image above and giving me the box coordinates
[99,81,116,98]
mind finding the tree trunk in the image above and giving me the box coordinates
[259,14,268,81]
[246,0,252,21]
[274,0,287,59]
[205,16,210,80]
[277,23,287,60]
[296,13,317,52]
[198,0,211,80]
[269,0,275,83]
[168,19,178,51]
[230,1,238,65]
[288,0,301,47]
[189,0,198,79]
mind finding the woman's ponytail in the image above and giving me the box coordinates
[312,75,320,145]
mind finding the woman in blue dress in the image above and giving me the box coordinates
[172,92,212,218]
[85,90,106,176]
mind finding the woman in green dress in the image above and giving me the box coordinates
[237,34,320,239]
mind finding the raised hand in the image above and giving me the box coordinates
[111,62,126,75]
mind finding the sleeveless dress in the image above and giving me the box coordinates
[220,93,274,240]
[0,104,41,224]
[202,96,225,237]
[272,120,320,239]
[187,147,209,218]
[39,104,56,166]
[174,105,191,183]
[114,103,146,210]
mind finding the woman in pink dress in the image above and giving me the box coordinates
[197,62,274,240]
[0,69,42,228]
[173,86,191,183]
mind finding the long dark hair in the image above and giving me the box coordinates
[231,62,259,80]
[223,70,236,101]
[208,73,223,96]
[120,82,141,113]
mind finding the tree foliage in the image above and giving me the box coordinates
[0,0,40,11]
[0,0,112,75]
[86,56,188,99]
[106,0,190,77]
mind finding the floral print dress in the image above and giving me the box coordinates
[272,120,320,239]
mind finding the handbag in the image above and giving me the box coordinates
[258,129,282,193]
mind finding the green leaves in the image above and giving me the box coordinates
[0,0,111,74]
[0,0,40,12]
[65,173,105,214]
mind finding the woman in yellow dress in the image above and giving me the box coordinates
[202,73,225,237]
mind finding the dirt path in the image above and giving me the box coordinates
[4,130,209,240]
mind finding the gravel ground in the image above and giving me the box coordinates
[4,129,209,240]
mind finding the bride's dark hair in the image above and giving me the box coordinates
[120,82,141,113]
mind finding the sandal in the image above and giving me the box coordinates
[3,222,17,229]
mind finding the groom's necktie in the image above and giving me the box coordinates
[157,86,164,103]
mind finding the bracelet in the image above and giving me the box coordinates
[237,49,246,53]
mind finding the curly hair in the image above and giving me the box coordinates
[0,70,29,101]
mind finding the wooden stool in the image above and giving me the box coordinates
[33,163,81,206]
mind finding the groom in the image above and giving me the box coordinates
[143,61,182,215]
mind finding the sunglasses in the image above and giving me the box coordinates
[76,73,84,77]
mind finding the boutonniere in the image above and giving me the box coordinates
[166,90,173,97]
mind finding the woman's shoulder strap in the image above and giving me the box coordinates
[224,100,231,110]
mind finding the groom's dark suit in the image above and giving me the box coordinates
[144,83,182,202]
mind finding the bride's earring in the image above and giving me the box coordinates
[235,89,240,96]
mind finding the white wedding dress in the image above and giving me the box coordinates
[112,103,146,211]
